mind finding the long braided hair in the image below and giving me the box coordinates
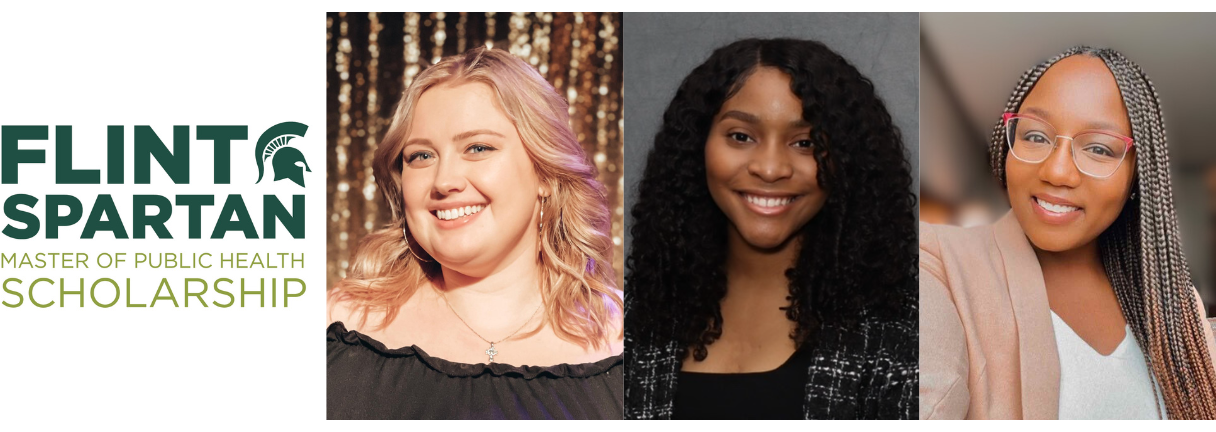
[989,46,1216,419]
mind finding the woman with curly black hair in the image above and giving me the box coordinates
[624,38,919,419]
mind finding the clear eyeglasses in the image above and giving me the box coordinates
[1003,113,1134,178]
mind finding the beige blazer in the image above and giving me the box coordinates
[919,211,1216,420]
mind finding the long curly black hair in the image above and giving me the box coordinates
[626,38,918,361]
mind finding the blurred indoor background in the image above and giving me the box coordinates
[921,13,1216,313]
[325,12,624,288]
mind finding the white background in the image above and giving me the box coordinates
[0,2,324,429]
[5,1,1216,430]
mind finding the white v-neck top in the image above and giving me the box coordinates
[1051,311,1165,419]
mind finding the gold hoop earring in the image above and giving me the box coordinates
[402,225,432,262]
[539,197,547,230]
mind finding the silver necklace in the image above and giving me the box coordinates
[441,293,542,363]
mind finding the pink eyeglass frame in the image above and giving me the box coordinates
[1002,112,1134,152]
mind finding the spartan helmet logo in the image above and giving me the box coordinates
[255,122,310,187]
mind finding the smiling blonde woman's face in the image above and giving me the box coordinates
[400,81,544,276]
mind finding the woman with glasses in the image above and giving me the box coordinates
[920,46,1216,420]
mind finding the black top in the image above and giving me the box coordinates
[625,285,919,419]
[327,322,624,420]
[672,346,813,419]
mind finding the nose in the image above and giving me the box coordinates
[431,155,467,196]
[747,141,794,183]
[1037,136,1082,188]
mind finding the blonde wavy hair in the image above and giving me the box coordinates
[329,47,621,349]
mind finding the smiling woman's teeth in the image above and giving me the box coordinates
[1035,198,1079,214]
[744,194,795,208]
[437,205,485,221]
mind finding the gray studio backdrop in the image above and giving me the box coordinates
[621,12,921,261]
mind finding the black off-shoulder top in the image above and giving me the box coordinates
[327,322,625,420]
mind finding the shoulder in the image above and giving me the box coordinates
[856,311,918,396]
[919,221,998,259]
[806,311,917,419]
[858,306,917,361]
[326,287,392,334]
[326,290,366,349]
[623,308,679,360]
[863,311,917,354]
[623,297,681,368]
[607,289,626,355]
[822,277,917,358]
[609,332,626,358]
[815,302,916,363]
[623,318,682,419]
[326,289,358,327]
[919,221,1001,281]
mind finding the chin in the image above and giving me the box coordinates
[738,229,796,251]
[1022,228,1083,252]
[1026,237,1067,252]
[431,255,488,277]
[423,243,482,265]
[1012,206,1081,252]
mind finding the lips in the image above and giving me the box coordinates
[744,194,795,208]
[1029,194,1083,225]
[738,191,800,215]
[1033,195,1081,214]
[431,204,486,222]
[1035,198,1078,214]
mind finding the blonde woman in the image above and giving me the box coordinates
[327,47,624,420]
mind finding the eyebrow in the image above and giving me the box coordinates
[720,110,760,124]
[452,129,506,142]
[404,129,506,147]
[718,110,812,128]
[1022,107,1124,133]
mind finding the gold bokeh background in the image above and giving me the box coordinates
[325,12,624,288]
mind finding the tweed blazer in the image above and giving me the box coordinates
[919,212,1216,420]
[624,288,919,420]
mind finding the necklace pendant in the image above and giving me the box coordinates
[486,342,498,363]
